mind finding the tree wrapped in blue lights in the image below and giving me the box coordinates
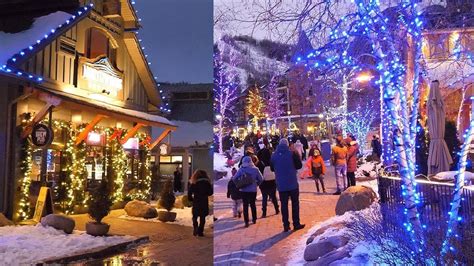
[298,0,426,251]
[214,45,240,154]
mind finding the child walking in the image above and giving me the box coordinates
[227,178,242,218]
[306,148,326,193]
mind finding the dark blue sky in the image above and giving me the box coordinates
[134,0,213,84]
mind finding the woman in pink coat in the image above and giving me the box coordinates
[345,137,359,187]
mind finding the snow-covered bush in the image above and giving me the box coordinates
[356,155,383,179]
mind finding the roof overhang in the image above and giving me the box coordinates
[28,86,176,130]
[123,31,161,107]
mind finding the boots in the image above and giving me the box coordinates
[320,180,326,193]
[315,181,320,193]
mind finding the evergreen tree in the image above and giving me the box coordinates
[415,117,429,176]
[444,120,462,171]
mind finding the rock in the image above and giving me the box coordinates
[335,185,377,215]
[174,196,185,209]
[0,213,14,226]
[325,235,349,248]
[307,222,347,245]
[181,195,192,207]
[40,214,75,234]
[308,246,351,266]
[124,200,158,218]
[304,240,338,261]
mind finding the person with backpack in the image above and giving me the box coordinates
[331,135,348,195]
[270,138,305,232]
[260,166,279,218]
[231,156,263,227]
[346,136,359,187]
[227,178,242,218]
[306,147,326,193]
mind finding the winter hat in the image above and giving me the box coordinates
[279,138,289,146]
[241,156,255,168]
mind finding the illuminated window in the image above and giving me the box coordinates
[86,28,117,65]
[160,156,171,163]
[171,156,183,163]
[427,34,449,60]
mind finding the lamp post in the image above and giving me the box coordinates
[287,110,292,133]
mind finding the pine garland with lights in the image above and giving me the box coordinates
[17,137,33,220]
[111,137,127,203]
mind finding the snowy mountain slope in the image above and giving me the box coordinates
[216,35,291,91]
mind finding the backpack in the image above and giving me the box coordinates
[234,171,254,189]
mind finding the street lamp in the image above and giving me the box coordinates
[287,110,292,132]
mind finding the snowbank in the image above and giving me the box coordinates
[288,205,380,265]
[0,224,134,265]
[119,207,213,228]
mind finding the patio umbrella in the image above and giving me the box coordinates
[427,80,453,176]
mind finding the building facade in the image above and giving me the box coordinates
[0,0,176,220]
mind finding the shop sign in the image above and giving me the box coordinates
[123,137,139,150]
[86,132,104,146]
[159,143,170,155]
[32,187,54,223]
[82,57,122,97]
[31,124,53,147]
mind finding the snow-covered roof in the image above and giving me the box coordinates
[168,120,212,147]
[0,11,71,66]
[0,4,92,82]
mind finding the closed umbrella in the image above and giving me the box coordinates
[427,80,453,176]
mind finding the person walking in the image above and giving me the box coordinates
[173,166,182,192]
[346,137,359,187]
[371,134,382,161]
[188,170,213,237]
[306,147,326,193]
[300,134,309,161]
[331,136,348,195]
[270,138,305,232]
[294,139,304,161]
[260,166,280,218]
[227,178,242,218]
[232,156,263,227]
[257,143,272,167]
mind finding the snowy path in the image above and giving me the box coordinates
[213,166,340,265]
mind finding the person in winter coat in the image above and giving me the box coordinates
[346,137,359,187]
[371,134,382,161]
[173,166,182,192]
[257,143,272,167]
[227,179,242,218]
[300,135,309,160]
[232,156,263,227]
[331,136,348,195]
[270,138,305,232]
[188,170,213,237]
[294,140,304,161]
[260,166,279,217]
[306,148,326,193]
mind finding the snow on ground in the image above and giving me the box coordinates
[119,207,213,228]
[0,11,72,65]
[288,205,380,265]
[0,224,134,265]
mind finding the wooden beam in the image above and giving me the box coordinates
[21,92,62,138]
[75,114,107,145]
[120,123,144,145]
[149,129,171,150]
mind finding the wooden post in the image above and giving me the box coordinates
[21,92,61,138]
[149,128,171,150]
[75,114,106,145]
[120,123,144,144]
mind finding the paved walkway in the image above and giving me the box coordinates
[70,209,213,265]
[213,165,339,265]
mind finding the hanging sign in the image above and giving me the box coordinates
[31,124,53,147]
[159,143,170,155]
